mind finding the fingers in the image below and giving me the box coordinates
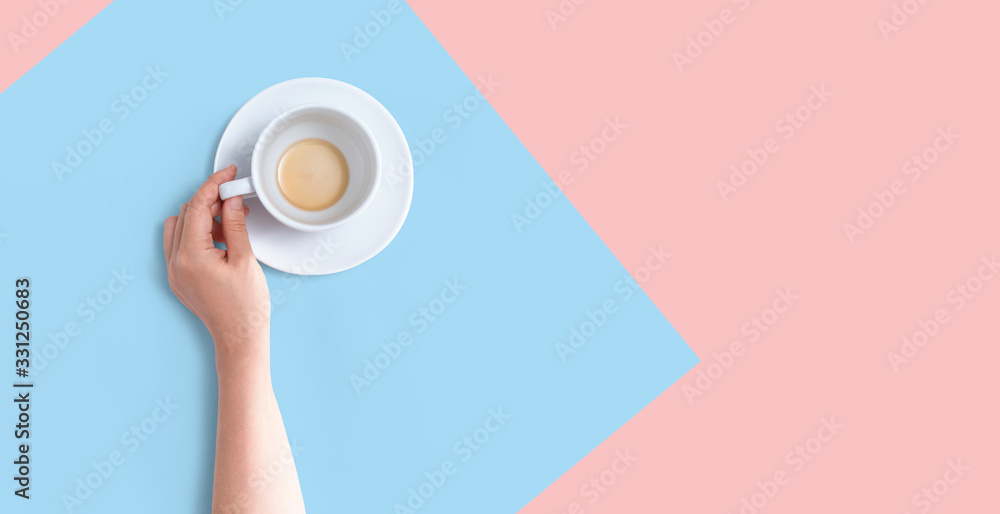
[182,165,238,250]
[210,201,248,220]
[220,195,253,261]
[211,207,249,243]
[163,216,178,261]
[191,165,237,211]
[172,203,188,258]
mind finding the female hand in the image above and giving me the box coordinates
[163,165,271,371]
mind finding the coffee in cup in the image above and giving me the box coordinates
[276,138,350,211]
[217,103,381,232]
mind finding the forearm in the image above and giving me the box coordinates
[212,336,305,514]
[165,169,305,512]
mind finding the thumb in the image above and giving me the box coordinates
[221,195,253,261]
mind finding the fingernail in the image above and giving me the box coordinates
[229,195,243,210]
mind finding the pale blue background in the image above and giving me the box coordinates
[0,0,697,512]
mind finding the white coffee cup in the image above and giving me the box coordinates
[219,103,381,232]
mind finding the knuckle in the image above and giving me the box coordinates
[224,219,247,233]
[186,203,208,217]
[174,253,195,274]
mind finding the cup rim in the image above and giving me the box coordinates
[251,102,381,232]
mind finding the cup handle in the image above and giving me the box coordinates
[219,177,257,201]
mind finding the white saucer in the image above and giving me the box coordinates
[213,78,413,275]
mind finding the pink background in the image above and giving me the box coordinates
[0,0,112,93]
[6,0,997,511]
[407,0,999,512]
